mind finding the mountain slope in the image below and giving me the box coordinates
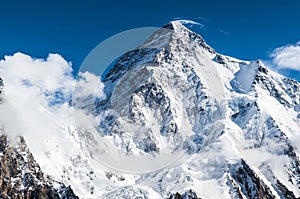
[0,21,299,198]
[0,134,78,198]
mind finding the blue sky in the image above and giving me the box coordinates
[0,0,299,81]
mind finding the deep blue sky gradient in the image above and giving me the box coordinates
[0,0,299,80]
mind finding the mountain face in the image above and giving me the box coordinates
[1,21,300,198]
[0,134,78,198]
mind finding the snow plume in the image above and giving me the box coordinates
[175,19,202,26]
[174,19,205,29]
[270,42,300,71]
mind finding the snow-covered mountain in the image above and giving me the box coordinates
[0,21,300,198]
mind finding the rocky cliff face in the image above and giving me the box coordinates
[168,189,200,199]
[0,134,78,198]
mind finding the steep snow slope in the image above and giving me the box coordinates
[0,134,78,198]
[0,20,299,198]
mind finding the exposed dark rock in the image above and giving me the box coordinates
[0,134,78,199]
[227,175,244,199]
[230,159,276,199]
[276,180,297,199]
[253,65,291,108]
[168,189,200,199]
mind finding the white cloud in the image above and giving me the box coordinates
[0,53,74,92]
[0,52,102,141]
[0,53,110,197]
[74,71,104,99]
[0,53,74,139]
[270,42,300,71]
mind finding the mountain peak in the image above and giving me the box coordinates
[104,21,216,82]
[160,20,211,50]
[162,20,192,31]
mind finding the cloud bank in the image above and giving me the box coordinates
[0,53,102,141]
[270,42,300,71]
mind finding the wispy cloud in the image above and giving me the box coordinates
[176,19,204,28]
[218,29,230,35]
[173,17,231,35]
[176,19,201,25]
[172,17,205,29]
[270,42,300,71]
